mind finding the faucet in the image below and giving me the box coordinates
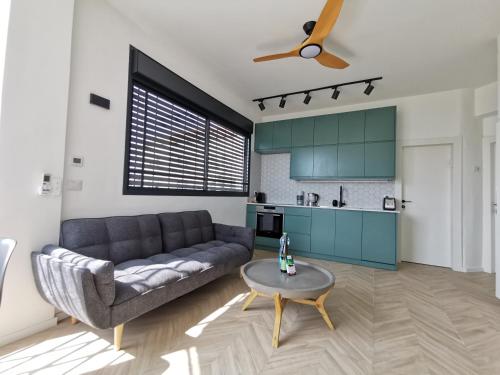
[339,185,346,207]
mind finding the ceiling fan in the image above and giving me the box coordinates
[253,0,349,69]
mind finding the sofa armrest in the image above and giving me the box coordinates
[31,252,111,329]
[41,245,115,306]
[213,223,255,256]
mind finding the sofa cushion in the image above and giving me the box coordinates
[113,254,205,305]
[158,210,214,252]
[113,241,250,305]
[60,218,110,260]
[105,215,162,264]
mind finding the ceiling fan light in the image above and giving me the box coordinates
[299,44,322,59]
[331,87,340,100]
[279,96,286,108]
[303,92,312,105]
[364,82,374,96]
[258,101,265,111]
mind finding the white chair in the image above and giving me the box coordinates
[0,238,16,306]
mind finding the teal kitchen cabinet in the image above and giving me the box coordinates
[314,114,338,145]
[335,210,362,260]
[284,214,311,234]
[284,208,311,252]
[365,107,396,142]
[255,236,280,248]
[362,212,396,264]
[339,111,365,143]
[272,120,292,151]
[364,141,395,178]
[313,145,338,178]
[254,123,273,152]
[338,143,364,177]
[310,209,335,255]
[290,147,314,179]
[246,205,256,229]
[291,117,314,147]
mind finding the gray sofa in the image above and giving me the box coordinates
[31,210,254,350]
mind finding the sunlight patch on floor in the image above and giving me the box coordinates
[185,293,247,338]
[0,331,134,375]
[161,346,199,375]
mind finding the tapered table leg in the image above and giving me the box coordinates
[242,289,258,311]
[272,293,284,348]
[315,290,334,330]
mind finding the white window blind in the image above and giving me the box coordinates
[207,120,250,193]
[126,83,250,195]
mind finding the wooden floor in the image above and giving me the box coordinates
[1,250,500,374]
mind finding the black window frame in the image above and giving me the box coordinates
[123,48,251,197]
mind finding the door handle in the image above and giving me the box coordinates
[401,199,412,209]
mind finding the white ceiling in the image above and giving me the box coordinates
[106,0,500,118]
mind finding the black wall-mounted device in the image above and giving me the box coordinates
[90,93,110,109]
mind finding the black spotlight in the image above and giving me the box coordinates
[258,100,265,111]
[279,96,286,108]
[331,87,340,100]
[364,81,374,96]
[303,92,311,105]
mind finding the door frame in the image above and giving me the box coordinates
[395,137,463,271]
[482,136,495,273]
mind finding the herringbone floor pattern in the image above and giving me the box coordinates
[1,250,500,374]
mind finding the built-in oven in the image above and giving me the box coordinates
[256,206,284,238]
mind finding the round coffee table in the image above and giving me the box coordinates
[241,259,336,348]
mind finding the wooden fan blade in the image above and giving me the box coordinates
[253,48,299,62]
[308,0,344,45]
[315,50,349,69]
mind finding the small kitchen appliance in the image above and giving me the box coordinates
[296,191,305,206]
[383,196,396,211]
[254,192,266,203]
[306,193,319,207]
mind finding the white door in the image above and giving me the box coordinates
[491,142,496,272]
[401,144,452,267]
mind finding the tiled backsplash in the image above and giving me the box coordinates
[260,154,395,209]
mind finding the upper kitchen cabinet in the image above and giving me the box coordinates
[365,141,395,177]
[272,120,292,152]
[292,117,314,146]
[338,143,364,177]
[339,111,365,143]
[254,123,273,152]
[314,114,338,145]
[313,145,338,178]
[290,146,314,178]
[365,106,396,142]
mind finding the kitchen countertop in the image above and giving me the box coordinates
[247,202,400,214]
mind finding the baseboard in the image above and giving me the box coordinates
[465,266,484,272]
[0,317,57,347]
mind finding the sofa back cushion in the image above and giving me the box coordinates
[60,218,110,260]
[158,210,214,251]
[105,215,162,264]
[60,215,162,264]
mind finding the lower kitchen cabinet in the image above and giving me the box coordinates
[362,212,397,264]
[255,236,280,248]
[334,210,362,260]
[310,209,335,255]
[288,233,310,252]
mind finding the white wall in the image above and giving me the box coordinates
[475,82,498,117]
[62,0,257,225]
[0,0,75,345]
[0,0,11,118]
[261,88,479,271]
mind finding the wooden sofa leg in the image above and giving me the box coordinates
[114,324,125,351]
[70,316,79,325]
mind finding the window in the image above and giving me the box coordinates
[124,83,250,196]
